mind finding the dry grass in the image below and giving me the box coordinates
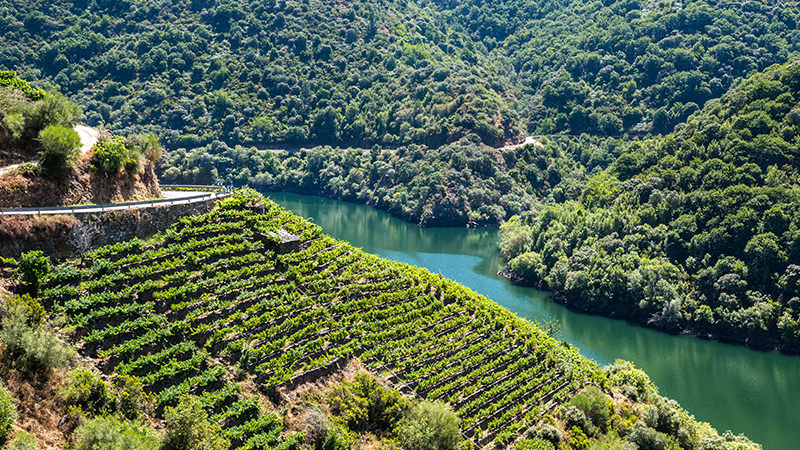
[4,368,69,450]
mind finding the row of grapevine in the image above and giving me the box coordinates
[42,192,601,449]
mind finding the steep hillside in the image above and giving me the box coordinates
[158,136,608,226]
[20,190,759,449]
[429,0,800,135]
[0,0,522,148]
[500,60,800,350]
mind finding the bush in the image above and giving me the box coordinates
[15,251,50,296]
[627,422,669,450]
[327,373,410,431]
[114,375,154,420]
[0,298,73,376]
[569,387,612,430]
[161,395,229,450]
[91,136,141,176]
[396,401,462,450]
[74,416,159,450]
[515,438,555,450]
[0,383,17,445]
[322,423,354,450]
[61,367,115,416]
[4,431,36,450]
[38,124,81,173]
[27,92,81,132]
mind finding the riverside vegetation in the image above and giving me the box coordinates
[499,59,800,351]
[0,190,760,449]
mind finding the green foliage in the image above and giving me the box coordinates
[73,416,160,450]
[0,1,520,148]
[0,71,45,100]
[604,361,655,402]
[0,294,73,377]
[515,438,555,450]
[322,422,355,450]
[569,387,613,431]
[91,136,140,176]
[61,367,115,416]
[114,375,154,421]
[499,59,800,347]
[328,373,410,432]
[16,251,50,296]
[3,431,37,450]
[396,401,462,450]
[161,396,229,450]
[38,124,81,173]
[0,382,17,445]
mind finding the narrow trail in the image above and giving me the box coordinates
[0,125,100,178]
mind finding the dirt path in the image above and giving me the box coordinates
[0,125,100,177]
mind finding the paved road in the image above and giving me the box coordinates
[0,190,228,216]
[0,125,101,178]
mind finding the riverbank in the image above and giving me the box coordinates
[498,266,800,355]
[265,191,800,450]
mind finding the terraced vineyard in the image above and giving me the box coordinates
[40,190,600,448]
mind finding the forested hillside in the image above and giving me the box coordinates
[159,136,615,226]
[3,0,799,150]
[0,0,522,148]
[500,60,800,350]
[430,0,800,135]
[0,190,760,449]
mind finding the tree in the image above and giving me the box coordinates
[313,106,341,143]
[38,124,81,174]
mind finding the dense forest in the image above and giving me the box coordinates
[500,60,800,350]
[3,0,799,148]
[430,0,800,135]
[159,135,617,225]
[0,0,522,148]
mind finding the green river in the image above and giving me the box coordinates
[266,192,799,450]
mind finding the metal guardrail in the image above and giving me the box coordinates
[0,190,231,216]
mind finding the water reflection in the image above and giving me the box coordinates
[265,192,800,450]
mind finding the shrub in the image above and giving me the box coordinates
[322,423,354,450]
[61,367,115,416]
[130,132,162,161]
[560,405,592,436]
[327,373,410,431]
[627,422,669,450]
[569,387,612,430]
[15,251,50,296]
[74,416,159,450]
[534,424,561,446]
[4,431,36,450]
[396,401,462,450]
[0,382,17,444]
[114,375,154,420]
[38,124,81,173]
[161,395,229,450]
[91,136,141,176]
[0,298,73,376]
[27,92,81,132]
[515,438,555,450]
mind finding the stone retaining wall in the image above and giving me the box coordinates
[0,200,215,260]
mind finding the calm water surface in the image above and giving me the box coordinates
[266,192,799,450]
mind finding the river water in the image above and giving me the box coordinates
[265,192,799,450]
